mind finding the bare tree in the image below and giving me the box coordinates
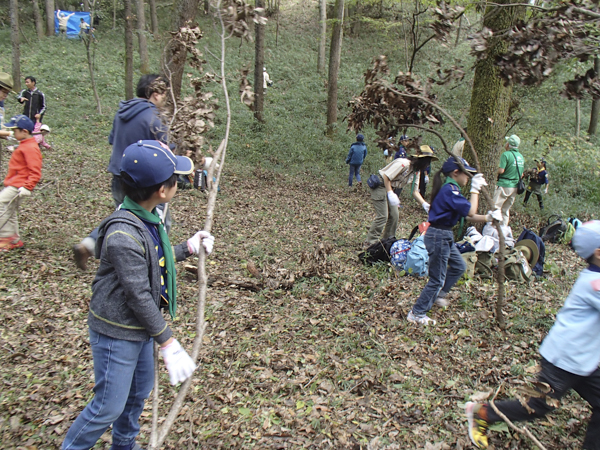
[10,0,21,93]
[588,56,599,135]
[253,0,265,122]
[317,0,326,73]
[82,0,102,114]
[124,0,135,99]
[32,0,45,39]
[45,0,55,36]
[148,0,159,35]
[136,0,150,73]
[326,0,344,135]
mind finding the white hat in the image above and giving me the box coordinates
[40,124,50,132]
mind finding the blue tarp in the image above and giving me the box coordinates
[54,11,91,37]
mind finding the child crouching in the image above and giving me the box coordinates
[465,220,600,449]
[408,156,502,325]
[62,140,215,450]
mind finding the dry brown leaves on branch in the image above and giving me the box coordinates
[347,56,444,146]
[430,1,465,43]
[221,0,267,41]
[239,67,255,111]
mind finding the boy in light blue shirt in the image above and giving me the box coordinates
[465,220,600,449]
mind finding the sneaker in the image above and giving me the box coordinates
[73,243,93,270]
[434,296,449,307]
[0,236,24,252]
[465,402,489,448]
[407,310,436,326]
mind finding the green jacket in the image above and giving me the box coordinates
[497,149,524,188]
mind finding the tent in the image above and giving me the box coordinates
[54,11,91,38]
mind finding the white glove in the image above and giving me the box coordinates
[470,173,488,194]
[422,202,430,213]
[160,339,196,385]
[486,209,503,222]
[187,231,215,255]
[383,149,389,157]
[18,187,31,197]
[387,191,400,207]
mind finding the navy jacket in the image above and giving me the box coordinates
[346,141,367,165]
[517,228,546,276]
[107,98,168,175]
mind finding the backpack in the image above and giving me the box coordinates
[560,222,576,245]
[504,248,532,283]
[516,228,545,276]
[475,251,494,279]
[461,252,478,280]
[358,236,398,265]
[367,174,383,189]
[405,235,429,276]
[568,217,582,229]
[539,215,567,243]
[389,239,411,271]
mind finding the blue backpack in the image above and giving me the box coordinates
[405,235,429,276]
[390,239,411,271]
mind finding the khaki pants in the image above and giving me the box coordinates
[0,186,23,238]
[492,186,518,226]
[366,185,399,245]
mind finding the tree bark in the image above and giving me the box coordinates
[317,0,326,73]
[10,0,21,93]
[588,56,599,135]
[164,0,200,100]
[82,0,90,11]
[148,0,159,35]
[113,0,117,29]
[45,0,55,36]
[466,0,523,210]
[326,0,344,135]
[124,0,135,100]
[136,0,150,73]
[576,99,581,141]
[84,1,102,114]
[32,0,44,39]
[253,0,265,122]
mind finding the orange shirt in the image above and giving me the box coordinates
[4,137,42,191]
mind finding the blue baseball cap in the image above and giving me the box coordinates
[356,134,364,141]
[120,140,194,188]
[572,220,600,260]
[4,114,34,132]
[441,155,476,174]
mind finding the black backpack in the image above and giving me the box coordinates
[539,215,568,243]
[358,236,398,265]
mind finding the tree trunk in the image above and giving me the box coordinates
[454,15,462,47]
[466,0,523,210]
[113,0,117,29]
[83,0,90,11]
[32,0,44,39]
[136,0,150,73]
[84,0,102,114]
[45,0,54,36]
[10,0,21,93]
[588,56,599,135]
[253,0,265,122]
[164,0,200,100]
[326,0,344,135]
[317,0,326,73]
[576,99,581,141]
[148,0,159,35]
[124,0,135,100]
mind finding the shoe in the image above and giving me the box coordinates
[434,294,449,307]
[465,402,489,448]
[407,310,436,326]
[73,243,93,270]
[0,236,24,252]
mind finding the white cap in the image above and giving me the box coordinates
[572,220,600,260]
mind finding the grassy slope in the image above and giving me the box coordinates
[0,3,596,449]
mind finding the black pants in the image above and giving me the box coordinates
[524,190,543,209]
[487,358,600,449]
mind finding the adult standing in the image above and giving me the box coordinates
[56,10,75,36]
[492,134,524,226]
[365,147,437,245]
[345,134,367,188]
[17,76,46,122]
[73,74,171,270]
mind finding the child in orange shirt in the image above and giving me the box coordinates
[0,115,42,251]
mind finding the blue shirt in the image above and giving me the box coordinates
[539,265,600,376]
[428,178,471,227]
[394,146,407,159]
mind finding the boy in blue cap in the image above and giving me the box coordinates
[62,140,215,450]
[466,220,600,449]
[408,156,501,325]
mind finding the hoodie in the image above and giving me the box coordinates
[107,98,168,176]
[346,141,367,165]
[88,210,190,344]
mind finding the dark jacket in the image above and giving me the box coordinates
[346,141,367,165]
[88,210,190,344]
[107,98,168,176]
[17,88,46,121]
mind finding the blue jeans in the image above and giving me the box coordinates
[62,330,154,450]
[412,226,466,316]
[348,164,362,186]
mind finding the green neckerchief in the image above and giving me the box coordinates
[444,177,460,187]
[121,196,177,319]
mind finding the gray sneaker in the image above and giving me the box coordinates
[407,310,436,325]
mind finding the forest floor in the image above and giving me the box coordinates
[0,140,591,449]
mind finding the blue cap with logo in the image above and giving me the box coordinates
[4,114,34,132]
[120,140,194,188]
[441,155,476,174]
[572,220,600,260]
